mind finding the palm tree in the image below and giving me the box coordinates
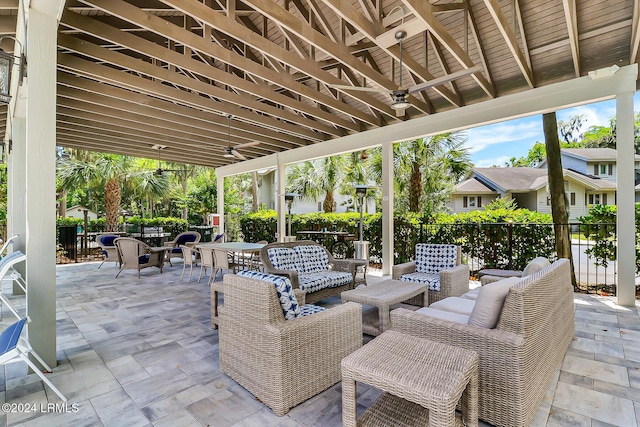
[370,132,472,215]
[287,155,347,212]
[57,151,169,230]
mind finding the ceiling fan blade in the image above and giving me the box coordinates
[329,84,394,94]
[234,140,261,149]
[407,66,483,94]
[231,149,247,161]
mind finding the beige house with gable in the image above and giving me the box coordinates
[452,148,631,221]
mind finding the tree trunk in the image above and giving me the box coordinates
[104,178,121,232]
[323,191,334,213]
[58,188,67,217]
[543,112,578,290]
[409,162,422,212]
[251,171,259,212]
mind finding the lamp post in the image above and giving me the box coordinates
[0,36,25,105]
[284,192,298,242]
[353,185,372,261]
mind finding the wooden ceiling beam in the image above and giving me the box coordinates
[562,0,580,77]
[464,0,495,94]
[319,0,457,109]
[240,0,413,116]
[159,0,396,122]
[304,0,338,43]
[76,0,375,129]
[481,0,534,87]
[57,87,275,155]
[402,0,495,97]
[60,12,351,136]
[57,54,319,143]
[57,34,342,138]
[631,0,640,64]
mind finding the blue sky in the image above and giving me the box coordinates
[467,92,640,167]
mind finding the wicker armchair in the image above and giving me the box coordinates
[392,244,469,304]
[390,259,574,427]
[114,237,165,278]
[260,240,355,304]
[219,273,362,416]
[96,234,120,269]
[163,231,201,265]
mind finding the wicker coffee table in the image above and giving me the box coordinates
[341,279,427,336]
[342,330,479,427]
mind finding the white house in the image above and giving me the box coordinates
[65,205,98,221]
[451,148,634,221]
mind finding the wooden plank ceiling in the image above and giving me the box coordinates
[38,0,640,167]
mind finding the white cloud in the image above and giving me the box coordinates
[475,156,512,168]
[556,102,615,135]
[465,119,541,153]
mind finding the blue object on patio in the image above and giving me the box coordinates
[164,232,201,266]
[96,234,120,269]
[0,318,67,402]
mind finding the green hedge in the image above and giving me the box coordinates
[240,208,554,267]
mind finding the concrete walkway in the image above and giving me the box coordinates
[0,262,638,426]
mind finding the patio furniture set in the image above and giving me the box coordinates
[215,242,574,427]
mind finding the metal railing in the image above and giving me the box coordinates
[419,222,621,294]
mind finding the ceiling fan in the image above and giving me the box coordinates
[330,31,483,116]
[151,144,183,176]
[222,114,261,161]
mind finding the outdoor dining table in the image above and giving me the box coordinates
[196,242,266,270]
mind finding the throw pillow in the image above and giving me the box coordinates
[522,257,551,277]
[236,270,301,320]
[468,276,521,328]
[414,244,457,274]
[294,245,329,274]
[267,247,301,271]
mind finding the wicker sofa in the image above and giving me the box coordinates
[392,243,470,304]
[390,258,574,427]
[219,272,362,416]
[260,240,356,304]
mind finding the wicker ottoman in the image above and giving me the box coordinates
[341,330,478,427]
[341,279,427,336]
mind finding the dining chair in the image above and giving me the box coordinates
[198,247,215,285]
[0,318,67,402]
[180,245,200,282]
[213,248,238,280]
[249,240,268,271]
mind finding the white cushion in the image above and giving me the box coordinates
[468,276,521,328]
[522,257,551,277]
[429,297,476,316]
[460,288,481,300]
[415,307,470,324]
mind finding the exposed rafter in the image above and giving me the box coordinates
[562,0,581,77]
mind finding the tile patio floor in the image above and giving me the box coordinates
[0,260,639,426]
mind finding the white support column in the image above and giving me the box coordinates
[276,162,286,242]
[216,174,225,238]
[24,7,58,366]
[381,141,394,275]
[615,91,636,306]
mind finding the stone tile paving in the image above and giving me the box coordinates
[0,261,638,426]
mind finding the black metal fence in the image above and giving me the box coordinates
[419,222,620,294]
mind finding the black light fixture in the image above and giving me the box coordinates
[0,36,24,105]
[284,192,298,237]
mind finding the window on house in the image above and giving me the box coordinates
[594,194,601,204]
[469,196,476,207]
[463,196,467,208]
[570,192,575,205]
[588,194,593,205]
[593,164,599,175]
[600,164,607,175]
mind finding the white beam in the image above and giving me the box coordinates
[616,91,636,306]
[24,6,58,367]
[216,175,225,240]
[217,64,638,178]
[276,164,286,242]
[381,141,394,274]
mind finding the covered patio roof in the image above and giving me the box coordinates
[50,0,640,167]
